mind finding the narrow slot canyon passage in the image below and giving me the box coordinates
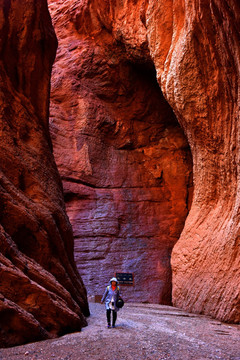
[49,9,193,304]
[1,0,240,350]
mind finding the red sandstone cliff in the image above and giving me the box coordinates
[0,0,89,347]
[159,0,240,324]
[49,0,240,323]
[1,0,238,349]
[49,0,193,305]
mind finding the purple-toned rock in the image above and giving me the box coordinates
[49,0,193,305]
[49,0,240,323]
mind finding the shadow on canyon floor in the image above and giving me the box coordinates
[0,303,239,360]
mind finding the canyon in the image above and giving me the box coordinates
[0,0,239,348]
[0,0,89,348]
[49,0,193,305]
[49,0,240,323]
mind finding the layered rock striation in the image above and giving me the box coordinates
[0,0,89,347]
[49,0,193,304]
[49,0,240,323]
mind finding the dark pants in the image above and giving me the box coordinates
[106,309,117,326]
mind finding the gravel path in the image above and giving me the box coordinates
[1,302,240,360]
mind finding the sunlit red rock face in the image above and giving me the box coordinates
[0,0,89,347]
[163,0,240,324]
[49,0,193,304]
[49,0,240,323]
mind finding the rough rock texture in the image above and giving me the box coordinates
[0,0,89,348]
[165,0,240,324]
[49,1,193,304]
[49,0,240,323]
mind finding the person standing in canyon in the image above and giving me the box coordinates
[101,277,122,328]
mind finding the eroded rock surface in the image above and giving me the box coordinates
[151,0,240,323]
[49,0,240,323]
[49,0,193,304]
[0,0,89,347]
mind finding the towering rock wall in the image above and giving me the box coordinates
[49,0,193,304]
[49,0,240,323]
[0,0,89,348]
[158,0,240,324]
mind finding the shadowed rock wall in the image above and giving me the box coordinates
[49,1,193,304]
[49,0,240,323]
[0,0,89,348]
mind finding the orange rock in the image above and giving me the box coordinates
[0,0,238,349]
[49,0,193,305]
[49,0,240,323]
[0,0,89,347]
[156,0,240,324]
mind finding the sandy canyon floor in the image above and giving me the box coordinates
[0,302,239,360]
